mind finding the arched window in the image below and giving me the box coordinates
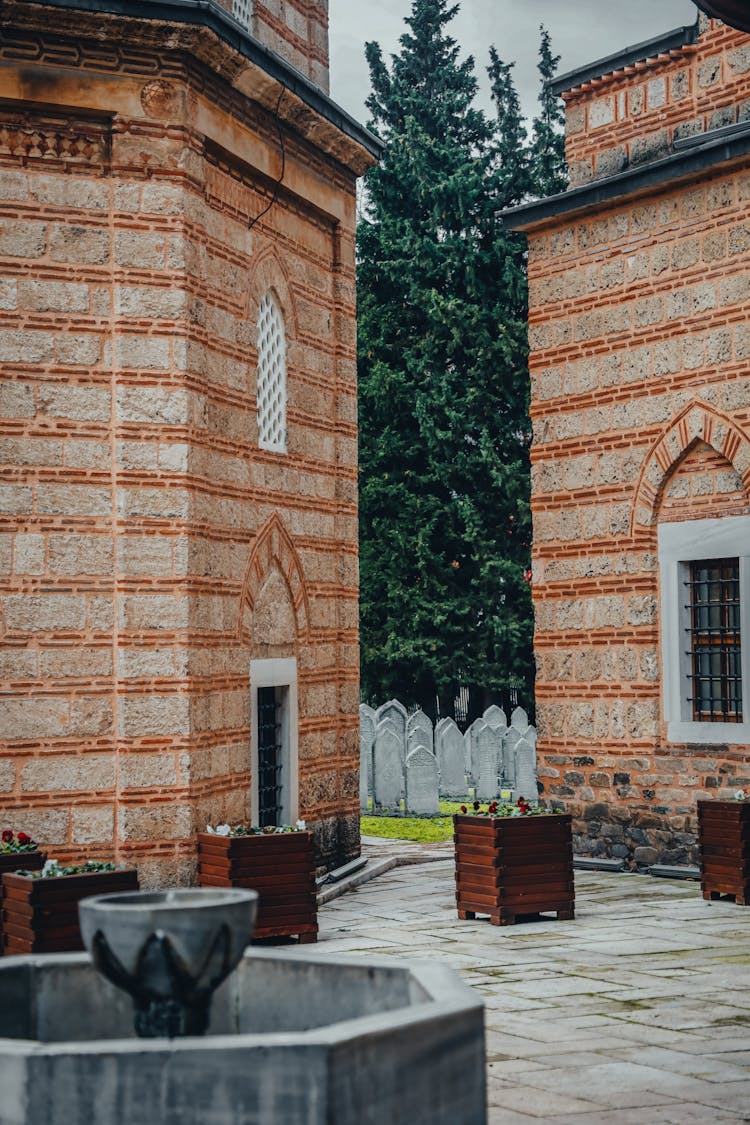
[257,291,287,453]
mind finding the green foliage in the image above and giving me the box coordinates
[20,860,117,879]
[530,27,568,198]
[361,801,466,843]
[357,0,566,717]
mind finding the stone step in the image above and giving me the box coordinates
[573,857,625,872]
[648,864,700,880]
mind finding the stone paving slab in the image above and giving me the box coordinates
[314,854,750,1122]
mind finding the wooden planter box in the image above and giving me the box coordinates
[0,850,45,876]
[0,850,45,953]
[454,813,575,927]
[197,831,318,943]
[698,799,750,904]
[1,867,138,956]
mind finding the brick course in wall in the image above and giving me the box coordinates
[0,1,376,885]
[507,14,750,866]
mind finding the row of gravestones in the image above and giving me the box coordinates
[359,699,538,817]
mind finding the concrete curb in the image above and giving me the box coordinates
[318,850,453,905]
[317,858,398,905]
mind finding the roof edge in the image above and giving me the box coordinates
[499,122,750,231]
[548,21,699,98]
[4,0,383,163]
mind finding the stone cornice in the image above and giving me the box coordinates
[549,22,699,99]
[499,122,750,233]
[1,0,382,176]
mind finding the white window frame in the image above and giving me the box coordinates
[659,515,750,745]
[250,657,299,826]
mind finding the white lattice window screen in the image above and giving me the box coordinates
[257,292,287,453]
[232,0,252,31]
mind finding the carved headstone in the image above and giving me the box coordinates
[477,722,502,801]
[464,718,486,787]
[483,705,508,732]
[502,726,521,788]
[359,704,376,808]
[407,709,434,753]
[514,735,538,804]
[510,706,530,734]
[376,699,407,745]
[435,717,466,798]
[372,725,403,812]
[404,746,439,816]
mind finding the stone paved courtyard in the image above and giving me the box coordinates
[315,843,750,1123]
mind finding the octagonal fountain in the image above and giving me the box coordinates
[0,888,487,1125]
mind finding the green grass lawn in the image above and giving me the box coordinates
[360,801,466,843]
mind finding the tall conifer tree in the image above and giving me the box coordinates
[357,0,564,719]
[531,27,567,197]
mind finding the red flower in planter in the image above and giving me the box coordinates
[1,829,37,854]
[488,802,498,815]
[517,797,531,815]
[460,805,467,814]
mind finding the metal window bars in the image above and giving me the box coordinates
[257,686,283,826]
[686,558,743,723]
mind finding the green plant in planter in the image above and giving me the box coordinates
[17,860,118,879]
[459,798,558,818]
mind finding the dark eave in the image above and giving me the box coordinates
[7,0,383,163]
[548,22,698,98]
[695,0,750,34]
[500,121,750,232]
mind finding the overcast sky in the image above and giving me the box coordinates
[329,0,698,128]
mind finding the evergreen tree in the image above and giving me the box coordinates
[530,27,567,197]
[357,0,563,720]
[487,49,531,204]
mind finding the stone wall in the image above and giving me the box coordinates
[518,14,750,866]
[564,16,750,187]
[0,2,375,884]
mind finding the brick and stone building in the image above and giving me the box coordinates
[0,0,379,883]
[504,8,750,865]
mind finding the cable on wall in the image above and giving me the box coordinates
[248,82,287,232]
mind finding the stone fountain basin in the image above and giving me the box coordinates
[78,887,257,983]
[0,947,486,1125]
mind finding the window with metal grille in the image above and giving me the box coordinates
[251,658,298,824]
[231,0,252,31]
[257,686,283,826]
[687,558,743,722]
[659,516,750,745]
[257,292,287,453]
